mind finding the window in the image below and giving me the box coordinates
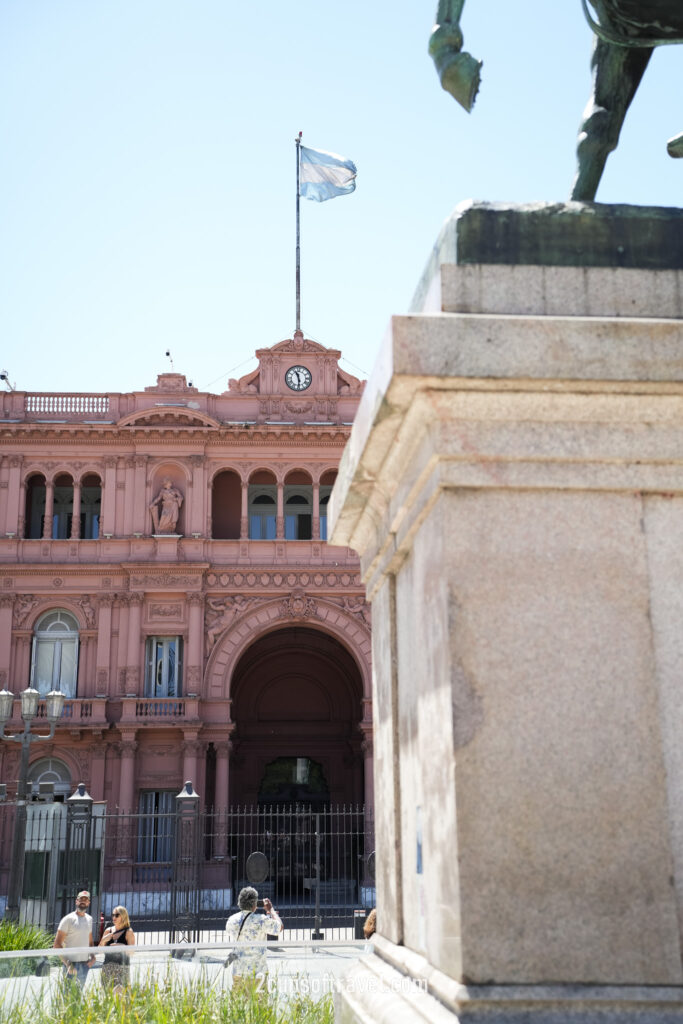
[31,610,79,697]
[27,756,72,800]
[249,490,276,540]
[284,491,312,540]
[145,637,183,697]
[138,790,174,864]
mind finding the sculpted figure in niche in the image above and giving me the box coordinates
[149,478,183,535]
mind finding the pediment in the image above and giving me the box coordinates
[118,407,221,429]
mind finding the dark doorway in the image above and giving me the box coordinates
[229,627,364,807]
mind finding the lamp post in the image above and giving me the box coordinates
[0,687,66,921]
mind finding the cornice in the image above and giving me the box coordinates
[0,423,352,446]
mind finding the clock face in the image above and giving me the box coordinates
[285,365,312,391]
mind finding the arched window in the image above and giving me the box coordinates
[52,474,74,539]
[81,474,102,540]
[284,489,312,540]
[25,475,46,539]
[31,610,79,697]
[249,489,277,539]
[212,470,241,539]
[27,757,72,800]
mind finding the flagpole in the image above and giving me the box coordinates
[295,131,302,333]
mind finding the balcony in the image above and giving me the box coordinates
[5,697,109,730]
[119,696,201,725]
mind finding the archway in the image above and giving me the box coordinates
[228,627,364,807]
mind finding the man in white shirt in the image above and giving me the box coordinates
[54,890,95,987]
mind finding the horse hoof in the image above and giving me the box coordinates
[667,132,683,158]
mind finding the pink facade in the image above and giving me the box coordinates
[0,334,372,814]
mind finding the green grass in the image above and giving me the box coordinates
[0,971,336,1024]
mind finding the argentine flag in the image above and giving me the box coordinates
[299,145,357,202]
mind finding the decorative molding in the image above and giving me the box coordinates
[204,569,362,589]
[131,574,198,588]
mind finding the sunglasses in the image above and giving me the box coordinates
[112,912,122,917]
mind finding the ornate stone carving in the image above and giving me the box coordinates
[327,595,372,627]
[279,589,317,620]
[182,739,203,756]
[78,596,96,628]
[96,669,109,689]
[98,593,115,607]
[188,592,204,607]
[120,739,138,758]
[52,578,63,588]
[14,594,38,628]
[205,595,256,649]
[0,595,14,609]
[149,603,182,618]
[186,666,201,687]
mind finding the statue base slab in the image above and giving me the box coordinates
[411,200,683,313]
[337,941,683,1023]
[330,259,683,1023]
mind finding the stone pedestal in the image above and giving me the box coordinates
[329,252,683,1020]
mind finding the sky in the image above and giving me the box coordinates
[2,1,682,396]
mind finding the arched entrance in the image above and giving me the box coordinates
[229,626,364,806]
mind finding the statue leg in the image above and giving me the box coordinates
[570,37,651,201]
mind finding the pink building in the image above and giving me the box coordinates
[0,333,372,819]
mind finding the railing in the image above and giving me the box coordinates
[135,700,185,718]
[2,699,107,726]
[35,700,94,720]
[25,393,110,417]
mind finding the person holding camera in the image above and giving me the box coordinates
[225,886,282,994]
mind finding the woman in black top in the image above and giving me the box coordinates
[99,905,135,991]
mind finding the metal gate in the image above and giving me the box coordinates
[0,797,375,941]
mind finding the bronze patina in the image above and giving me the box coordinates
[429,0,683,200]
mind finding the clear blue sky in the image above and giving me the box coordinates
[2,1,682,395]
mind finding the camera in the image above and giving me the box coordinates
[257,899,266,908]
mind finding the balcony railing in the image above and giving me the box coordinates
[120,696,201,723]
[5,698,108,726]
[25,393,110,418]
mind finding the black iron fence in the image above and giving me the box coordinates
[0,799,375,942]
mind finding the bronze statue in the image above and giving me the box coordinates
[430,0,683,200]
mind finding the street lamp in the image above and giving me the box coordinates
[0,686,66,921]
[0,687,65,799]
